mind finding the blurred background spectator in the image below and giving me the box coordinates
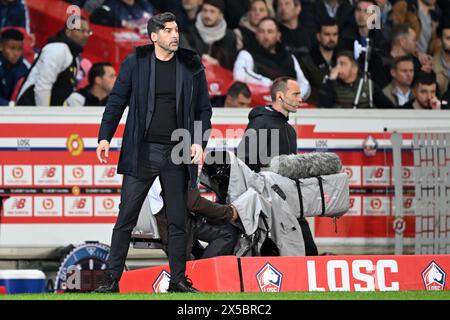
[90,0,154,32]
[411,70,443,109]
[182,0,237,70]
[233,17,310,99]
[319,50,393,108]
[276,0,315,62]
[300,17,338,105]
[0,0,30,32]
[234,0,271,51]
[0,28,29,105]
[433,22,450,97]
[212,81,252,107]
[301,0,353,32]
[16,16,91,106]
[64,61,116,106]
[382,55,415,108]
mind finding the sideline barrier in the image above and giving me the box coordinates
[119,255,450,293]
[119,256,241,293]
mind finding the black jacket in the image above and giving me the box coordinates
[98,45,212,188]
[238,105,297,172]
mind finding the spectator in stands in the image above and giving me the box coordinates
[391,0,441,56]
[233,17,311,100]
[90,0,154,31]
[375,0,394,45]
[182,0,237,70]
[339,0,388,83]
[300,0,353,32]
[179,0,203,31]
[374,24,432,90]
[432,23,450,97]
[299,17,338,105]
[0,28,29,106]
[382,55,415,108]
[276,0,314,61]
[212,81,252,108]
[0,0,30,32]
[234,0,271,51]
[318,50,393,108]
[16,17,92,106]
[411,71,443,109]
[64,62,117,107]
[442,84,450,108]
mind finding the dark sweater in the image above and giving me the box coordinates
[145,56,178,144]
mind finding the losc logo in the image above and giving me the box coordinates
[42,198,54,210]
[12,167,24,179]
[422,261,446,291]
[102,198,114,210]
[72,167,84,179]
[152,270,171,293]
[256,263,282,292]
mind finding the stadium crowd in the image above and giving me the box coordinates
[0,0,450,109]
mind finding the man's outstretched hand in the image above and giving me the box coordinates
[191,144,203,164]
[96,140,110,164]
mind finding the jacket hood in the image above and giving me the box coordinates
[135,44,203,72]
[248,105,289,122]
[47,30,84,56]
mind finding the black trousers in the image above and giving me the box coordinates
[107,142,188,282]
[193,218,239,259]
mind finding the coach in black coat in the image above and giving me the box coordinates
[95,13,212,293]
[97,45,212,187]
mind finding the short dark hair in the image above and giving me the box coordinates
[437,21,450,39]
[391,24,412,47]
[318,17,338,33]
[356,0,377,6]
[257,16,279,31]
[227,82,251,99]
[147,12,177,37]
[1,29,24,42]
[271,76,296,101]
[88,62,113,87]
[414,71,437,87]
[391,55,414,70]
[336,50,357,65]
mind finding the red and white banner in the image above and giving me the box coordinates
[119,255,450,293]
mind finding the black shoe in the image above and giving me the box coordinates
[168,277,199,293]
[94,272,119,293]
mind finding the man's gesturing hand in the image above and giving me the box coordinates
[97,140,110,164]
[191,144,203,164]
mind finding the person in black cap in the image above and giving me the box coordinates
[181,0,238,70]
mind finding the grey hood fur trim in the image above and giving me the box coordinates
[268,152,342,180]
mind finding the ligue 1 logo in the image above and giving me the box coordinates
[256,263,282,292]
[422,261,446,291]
[152,270,171,293]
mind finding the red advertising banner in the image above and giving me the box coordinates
[239,255,450,292]
[119,255,449,293]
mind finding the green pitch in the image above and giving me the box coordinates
[1,291,449,300]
